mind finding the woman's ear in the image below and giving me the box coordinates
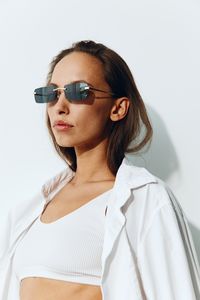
[110,97,130,122]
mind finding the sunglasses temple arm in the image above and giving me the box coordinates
[89,87,116,96]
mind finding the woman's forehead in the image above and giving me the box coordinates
[51,52,105,86]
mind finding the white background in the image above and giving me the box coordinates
[0,0,199,258]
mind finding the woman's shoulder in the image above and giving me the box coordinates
[122,160,184,223]
[122,157,175,208]
[8,165,74,226]
[135,167,180,214]
[123,165,189,255]
[41,165,74,198]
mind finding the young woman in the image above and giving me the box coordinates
[0,40,200,300]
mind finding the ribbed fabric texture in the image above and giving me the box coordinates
[13,189,112,286]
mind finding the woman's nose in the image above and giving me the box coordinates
[54,91,70,113]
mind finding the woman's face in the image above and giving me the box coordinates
[47,52,115,151]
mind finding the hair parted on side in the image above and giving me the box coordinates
[45,40,153,176]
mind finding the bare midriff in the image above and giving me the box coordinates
[20,278,102,300]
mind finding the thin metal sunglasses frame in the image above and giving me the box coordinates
[34,82,117,102]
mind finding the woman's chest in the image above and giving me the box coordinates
[40,181,114,223]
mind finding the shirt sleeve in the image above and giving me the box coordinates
[137,202,200,300]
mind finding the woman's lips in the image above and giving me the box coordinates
[54,124,74,131]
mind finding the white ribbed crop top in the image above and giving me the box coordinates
[13,188,112,286]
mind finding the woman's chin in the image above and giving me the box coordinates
[56,141,73,148]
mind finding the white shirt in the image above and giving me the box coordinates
[0,155,200,300]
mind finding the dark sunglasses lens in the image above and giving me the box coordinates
[34,85,56,103]
[65,82,89,101]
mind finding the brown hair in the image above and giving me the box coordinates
[45,40,153,176]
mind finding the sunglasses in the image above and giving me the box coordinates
[34,82,116,103]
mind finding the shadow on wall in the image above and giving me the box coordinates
[127,105,200,265]
[127,105,180,181]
